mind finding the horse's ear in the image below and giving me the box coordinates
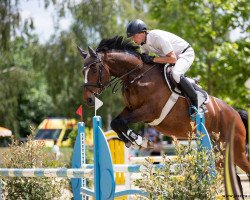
[88,46,97,58]
[77,46,88,59]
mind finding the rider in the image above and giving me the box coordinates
[127,19,198,117]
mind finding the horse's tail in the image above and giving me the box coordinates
[237,109,248,144]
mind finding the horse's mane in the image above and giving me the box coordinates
[96,36,140,57]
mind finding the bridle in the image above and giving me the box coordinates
[82,55,106,96]
[83,53,157,96]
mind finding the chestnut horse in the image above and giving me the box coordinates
[78,36,249,174]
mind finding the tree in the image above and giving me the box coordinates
[0,0,58,136]
[0,0,34,134]
[41,31,84,117]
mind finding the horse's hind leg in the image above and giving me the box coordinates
[234,146,250,174]
[233,126,250,174]
[218,104,250,174]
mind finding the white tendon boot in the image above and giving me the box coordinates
[126,130,154,149]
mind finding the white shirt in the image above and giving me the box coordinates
[52,145,61,159]
[141,30,189,57]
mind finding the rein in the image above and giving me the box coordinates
[130,64,157,84]
[101,65,141,93]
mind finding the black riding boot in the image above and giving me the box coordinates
[179,76,198,117]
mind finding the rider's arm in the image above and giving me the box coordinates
[153,51,177,64]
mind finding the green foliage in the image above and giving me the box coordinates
[69,0,146,41]
[1,134,69,199]
[41,32,83,117]
[68,126,78,148]
[0,0,52,136]
[17,82,56,136]
[134,135,224,199]
[0,36,56,137]
[0,0,22,52]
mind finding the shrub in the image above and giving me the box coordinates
[134,133,224,200]
[1,130,70,200]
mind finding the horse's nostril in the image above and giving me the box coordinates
[87,98,93,104]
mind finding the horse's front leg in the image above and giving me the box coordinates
[111,106,154,149]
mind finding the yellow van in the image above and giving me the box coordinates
[34,118,77,147]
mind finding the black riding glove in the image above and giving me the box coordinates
[141,53,155,64]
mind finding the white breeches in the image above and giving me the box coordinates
[171,48,195,83]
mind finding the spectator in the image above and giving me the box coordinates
[146,127,159,141]
[150,135,163,164]
[52,140,61,160]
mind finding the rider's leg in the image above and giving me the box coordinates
[179,76,198,110]
[172,49,197,115]
[111,107,155,149]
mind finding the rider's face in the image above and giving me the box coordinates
[131,32,146,45]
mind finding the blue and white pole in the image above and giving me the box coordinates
[196,111,216,177]
[71,122,86,200]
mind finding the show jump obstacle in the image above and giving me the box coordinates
[0,112,214,200]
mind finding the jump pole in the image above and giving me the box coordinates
[93,116,115,200]
[71,116,116,200]
[71,122,86,200]
[196,112,216,176]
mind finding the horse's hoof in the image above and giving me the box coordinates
[131,143,140,150]
[125,142,132,148]
[130,138,154,150]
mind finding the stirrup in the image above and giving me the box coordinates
[189,106,198,121]
[199,104,208,113]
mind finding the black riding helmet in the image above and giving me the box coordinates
[127,19,147,37]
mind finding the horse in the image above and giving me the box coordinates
[78,36,249,174]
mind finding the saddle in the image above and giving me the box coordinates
[164,65,209,111]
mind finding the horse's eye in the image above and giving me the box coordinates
[91,67,97,73]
